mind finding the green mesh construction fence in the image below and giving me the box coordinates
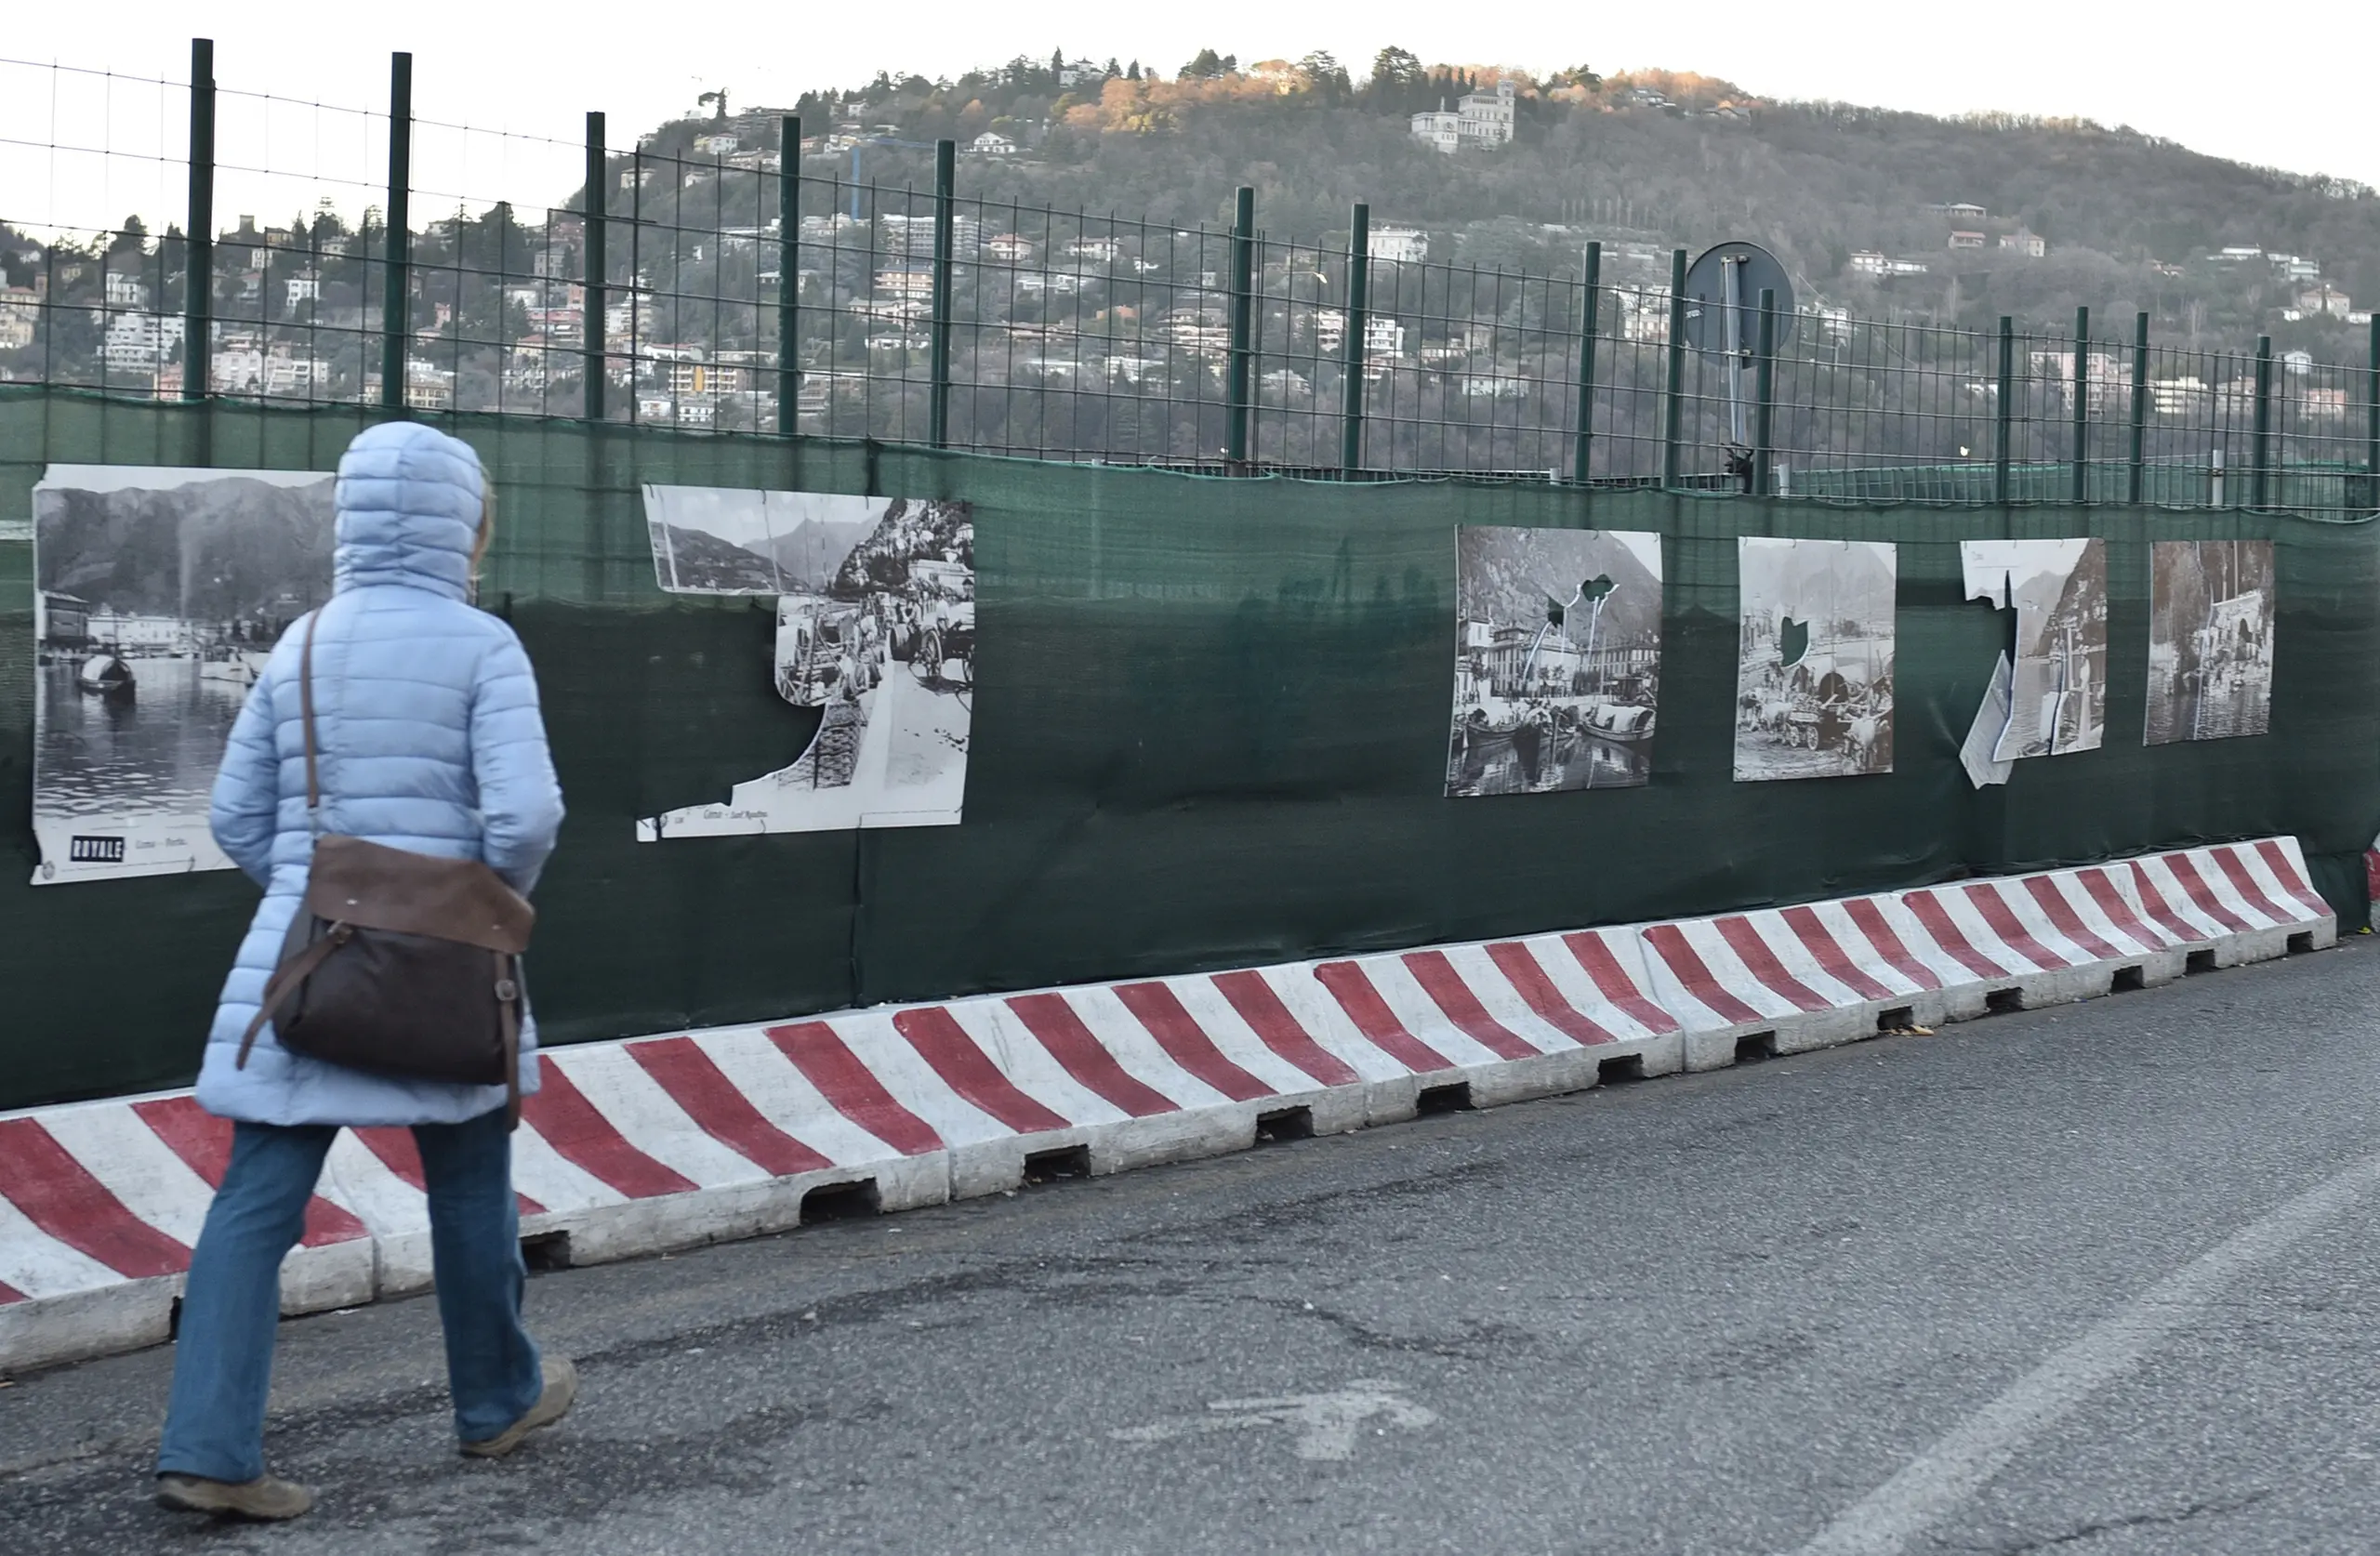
[4,387,2374,1110]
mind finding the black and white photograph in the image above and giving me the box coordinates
[2146,539,2275,745]
[1962,537,2109,760]
[644,482,885,595]
[1733,537,1896,782]
[31,465,335,885]
[637,492,974,837]
[1448,525,1661,798]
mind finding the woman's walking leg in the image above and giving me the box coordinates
[414,1107,542,1444]
[155,1123,337,1483]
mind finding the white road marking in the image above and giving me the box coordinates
[1789,1151,2380,1556]
[1112,1378,1438,1462]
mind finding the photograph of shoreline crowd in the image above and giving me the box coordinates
[638,486,974,837]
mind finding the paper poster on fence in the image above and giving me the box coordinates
[1960,537,2108,760]
[636,488,973,838]
[1733,538,1896,782]
[1447,526,1661,797]
[30,465,336,884]
[2146,540,2275,745]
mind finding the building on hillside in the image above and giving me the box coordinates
[970,132,1018,157]
[1408,80,1518,154]
[1311,309,1406,360]
[1947,231,1987,250]
[879,211,981,259]
[2209,246,2264,263]
[101,312,184,372]
[2294,284,2352,318]
[1999,228,2046,257]
[1928,202,1988,221]
[103,270,150,309]
[1368,225,1429,265]
[1850,251,1929,277]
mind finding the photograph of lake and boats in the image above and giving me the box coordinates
[1447,525,1662,797]
[30,466,334,884]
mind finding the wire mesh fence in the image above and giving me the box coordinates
[3,45,2377,510]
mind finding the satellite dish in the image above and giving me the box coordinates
[1681,242,1796,358]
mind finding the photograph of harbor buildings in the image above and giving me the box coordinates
[2146,539,2276,745]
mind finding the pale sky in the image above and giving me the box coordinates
[3,1,2367,238]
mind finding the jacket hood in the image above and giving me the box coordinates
[332,422,486,599]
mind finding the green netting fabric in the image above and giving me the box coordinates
[4,389,2373,1109]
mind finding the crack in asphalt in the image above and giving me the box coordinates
[1956,1488,2276,1553]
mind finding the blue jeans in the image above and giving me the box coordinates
[156,1108,542,1482]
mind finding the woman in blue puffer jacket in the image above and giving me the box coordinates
[155,422,573,1522]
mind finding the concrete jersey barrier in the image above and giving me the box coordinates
[0,837,2336,1375]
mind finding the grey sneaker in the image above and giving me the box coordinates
[155,1472,314,1521]
[461,1356,578,1459]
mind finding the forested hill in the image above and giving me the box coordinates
[705,51,2379,349]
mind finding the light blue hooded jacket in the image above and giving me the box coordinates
[195,422,565,1127]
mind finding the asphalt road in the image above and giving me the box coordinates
[7,938,2380,1555]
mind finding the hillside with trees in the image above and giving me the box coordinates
[745,47,2379,351]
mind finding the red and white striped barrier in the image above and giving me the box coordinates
[0,837,2335,1374]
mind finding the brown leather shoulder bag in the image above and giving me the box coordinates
[236,608,536,1127]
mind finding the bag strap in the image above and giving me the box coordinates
[234,925,350,1068]
[497,952,522,1131]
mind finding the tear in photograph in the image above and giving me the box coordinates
[31,465,336,885]
[2145,540,2275,745]
[1732,537,1896,781]
[635,492,974,837]
[1448,525,1662,797]
[1960,538,2108,760]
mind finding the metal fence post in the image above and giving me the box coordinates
[1571,240,1600,483]
[1752,286,1777,497]
[2366,313,2378,500]
[380,52,411,411]
[582,112,606,422]
[2069,305,2090,504]
[1340,201,1369,478]
[182,38,214,402]
[2128,310,2149,505]
[777,114,800,436]
[1661,247,1687,489]
[1225,186,1255,468]
[2251,334,2273,509]
[1994,316,2014,504]
[927,138,957,449]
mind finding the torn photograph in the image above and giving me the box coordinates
[636,494,974,837]
[1960,537,2108,760]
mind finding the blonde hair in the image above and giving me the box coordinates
[469,481,496,593]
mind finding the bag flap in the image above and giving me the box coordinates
[303,835,536,953]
